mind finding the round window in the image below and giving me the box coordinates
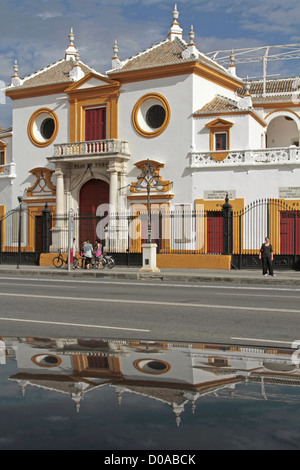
[146,105,166,129]
[134,358,171,375]
[40,118,55,140]
[28,108,59,147]
[32,354,62,368]
[132,93,171,138]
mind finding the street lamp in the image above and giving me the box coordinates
[135,159,165,244]
[134,159,171,272]
[17,196,23,269]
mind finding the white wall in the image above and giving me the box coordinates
[11,94,69,205]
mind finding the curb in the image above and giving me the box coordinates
[0,266,299,286]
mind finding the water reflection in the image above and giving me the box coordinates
[2,336,300,427]
[0,336,300,449]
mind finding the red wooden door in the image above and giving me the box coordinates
[207,211,223,254]
[79,179,109,246]
[280,211,300,254]
[85,108,106,141]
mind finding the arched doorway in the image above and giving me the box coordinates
[266,115,299,148]
[79,179,109,247]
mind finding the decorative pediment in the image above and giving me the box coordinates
[65,72,119,94]
[130,160,172,193]
[26,167,56,198]
[205,118,234,130]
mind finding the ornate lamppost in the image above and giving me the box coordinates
[135,159,166,272]
[17,196,23,269]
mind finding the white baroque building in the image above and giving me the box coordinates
[1,6,300,267]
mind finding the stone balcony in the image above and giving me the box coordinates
[49,139,131,163]
[0,162,16,182]
[189,146,300,169]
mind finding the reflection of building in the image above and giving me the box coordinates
[3,337,300,426]
[1,6,300,262]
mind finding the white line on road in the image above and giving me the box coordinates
[231,337,294,346]
[0,291,300,314]
[0,276,299,293]
[0,316,150,332]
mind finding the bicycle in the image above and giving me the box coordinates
[52,249,79,269]
[91,253,115,269]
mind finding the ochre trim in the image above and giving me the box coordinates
[28,108,59,148]
[157,254,232,270]
[68,93,119,142]
[5,82,68,100]
[205,118,234,153]
[0,141,7,172]
[195,110,267,127]
[0,206,5,251]
[253,102,300,110]
[132,93,171,138]
[265,108,300,120]
[195,198,245,254]
[109,61,242,92]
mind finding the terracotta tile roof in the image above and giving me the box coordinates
[195,96,239,113]
[239,77,300,96]
[108,38,230,76]
[7,59,104,90]
[235,78,300,104]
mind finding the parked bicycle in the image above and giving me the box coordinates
[88,253,115,269]
[52,249,79,269]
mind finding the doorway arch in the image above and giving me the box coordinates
[79,179,109,246]
[266,111,300,148]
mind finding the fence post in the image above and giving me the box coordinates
[0,218,2,265]
[42,203,51,253]
[222,194,233,255]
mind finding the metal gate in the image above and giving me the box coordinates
[0,206,41,265]
[231,199,300,270]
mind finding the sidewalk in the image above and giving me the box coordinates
[0,263,299,286]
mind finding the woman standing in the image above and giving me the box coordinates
[83,239,93,270]
[259,237,275,277]
[94,238,102,268]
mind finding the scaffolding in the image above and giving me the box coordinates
[206,44,300,95]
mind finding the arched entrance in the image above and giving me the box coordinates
[266,115,299,148]
[79,179,109,247]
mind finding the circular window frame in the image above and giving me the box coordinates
[31,354,62,368]
[28,108,59,148]
[132,93,171,138]
[133,358,171,375]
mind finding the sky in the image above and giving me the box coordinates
[0,0,300,128]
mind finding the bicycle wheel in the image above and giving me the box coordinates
[53,256,63,268]
[107,258,115,269]
[98,258,106,269]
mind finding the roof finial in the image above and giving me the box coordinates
[228,49,237,76]
[11,59,22,86]
[173,4,179,22]
[168,4,183,41]
[111,39,122,69]
[69,27,75,45]
[113,40,119,58]
[65,27,78,61]
[13,59,19,77]
[189,25,195,44]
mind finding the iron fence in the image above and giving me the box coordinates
[0,198,299,268]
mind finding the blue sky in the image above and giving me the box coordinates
[0,0,300,128]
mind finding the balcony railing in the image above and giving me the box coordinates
[189,146,300,168]
[53,139,130,160]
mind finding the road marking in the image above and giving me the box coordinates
[231,337,294,346]
[0,316,150,332]
[0,291,299,314]
[0,276,299,293]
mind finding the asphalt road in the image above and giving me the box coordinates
[0,274,299,348]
